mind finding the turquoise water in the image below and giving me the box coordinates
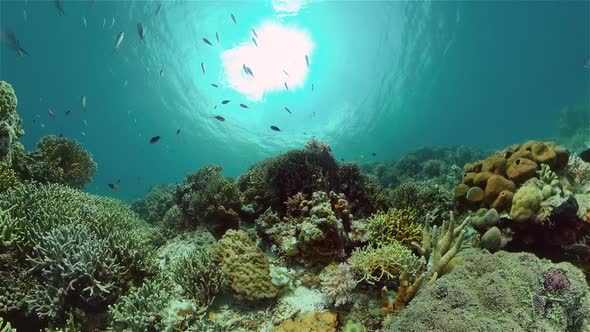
[1,0,588,202]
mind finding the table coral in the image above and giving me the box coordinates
[212,229,278,301]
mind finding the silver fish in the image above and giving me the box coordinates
[160,69,164,78]
[101,17,106,29]
[110,16,115,29]
[83,119,88,126]
[23,9,27,24]
[81,131,86,136]
[1,28,29,57]
[231,13,237,24]
[83,16,87,28]
[81,95,87,109]
[305,54,309,67]
[252,38,258,47]
[54,0,64,16]
[201,62,206,75]
[252,28,258,39]
[114,32,124,49]
[585,57,590,69]
[155,3,162,17]
[137,22,145,41]
[123,80,128,87]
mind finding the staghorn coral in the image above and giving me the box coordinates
[131,184,177,224]
[212,229,278,301]
[319,263,358,307]
[348,242,423,285]
[0,317,15,332]
[176,165,241,238]
[384,250,590,332]
[12,135,96,189]
[171,248,225,315]
[365,208,422,247]
[0,81,24,164]
[26,224,127,321]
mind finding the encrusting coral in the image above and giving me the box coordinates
[212,229,278,301]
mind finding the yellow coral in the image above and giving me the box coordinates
[275,311,338,332]
[365,208,422,247]
[348,242,424,284]
[0,162,17,193]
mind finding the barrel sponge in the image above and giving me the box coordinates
[484,175,515,207]
[212,229,278,301]
[481,155,507,175]
[510,180,543,222]
[506,158,538,183]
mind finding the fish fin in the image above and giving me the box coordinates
[18,47,28,56]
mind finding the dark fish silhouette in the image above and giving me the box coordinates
[65,110,71,115]
[210,83,219,88]
[252,28,258,39]
[270,125,281,132]
[284,107,292,115]
[137,22,145,41]
[283,70,289,76]
[54,0,65,16]
[305,54,309,67]
[155,3,162,16]
[311,83,314,92]
[108,183,119,190]
[252,38,258,47]
[48,108,56,117]
[371,153,377,156]
[1,28,29,57]
[243,64,254,77]
[284,82,288,90]
[231,13,237,24]
[176,129,181,135]
[216,32,220,43]
[580,148,590,162]
[202,37,213,46]
[213,115,225,121]
[221,100,231,104]
[239,104,249,109]
[149,136,161,144]
[201,62,206,75]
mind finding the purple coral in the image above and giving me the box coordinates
[319,262,358,307]
[543,269,570,294]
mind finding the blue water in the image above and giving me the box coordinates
[1,0,588,202]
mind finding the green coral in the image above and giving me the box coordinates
[0,81,24,164]
[390,182,455,218]
[0,316,15,332]
[348,242,424,284]
[212,229,278,301]
[365,208,422,247]
[0,162,18,194]
[131,184,177,224]
[171,248,225,315]
[26,224,127,320]
[12,135,96,189]
[176,165,241,238]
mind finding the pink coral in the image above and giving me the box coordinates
[319,263,358,307]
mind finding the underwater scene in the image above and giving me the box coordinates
[1,0,590,331]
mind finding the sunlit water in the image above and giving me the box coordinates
[1,0,588,201]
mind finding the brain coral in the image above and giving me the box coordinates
[0,81,24,164]
[212,229,278,301]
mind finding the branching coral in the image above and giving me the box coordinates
[365,208,422,247]
[348,242,424,285]
[12,135,96,189]
[171,248,225,315]
[176,165,241,238]
[26,224,127,320]
[0,316,15,332]
[0,81,24,164]
[212,229,278,301]
[131,184,177,224]
[0,162,17,194]
[319,263,358,307]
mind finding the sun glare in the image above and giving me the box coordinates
[221,21,314,101]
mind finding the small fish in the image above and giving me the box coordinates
[239,104,249,109]
[137,22,145,41]
[59,133,63,137]
[210,83,219,88]
[244,66,254,77]
[284,82,288,90]
[221,100,231,104]
[54,0,65,16]
[252,28,258,39]
[341,158,344,161]
[146,66,150,74]
[311,83,314,92]
[284,107,292,115]
[81,95,87,109]
[216,32,220,43]
[81,131,86,136]
[155,3,162,17]
[231,13,237,24]
[149,136,161,144]
[160,69,164,78]
[110,16,115,29]
[202,38,213,46]
[114,31,125,50]
[270,125,281,132]
[371,153,377,156]
[108,183,120,190]
[305,54,309,67]
[1,28,29,57]
[83,120,88,126]
[101,17,106,29]
[201,62,206,75]
[580,148,590,162]
[48,108,56,117]
[123,80,128,87]
[313,112,315,117]
[40,123,46,128]
[283,70,289,76]
[252,38,258,47]
[65,110,71,115]
[23,9,27,24]
[176,129,181,135]
[83,16,87,28]
[213,115,225,121]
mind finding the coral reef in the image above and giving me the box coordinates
[364,208,422,247]
[275,311,338,332]
[0,162,18,194]
[348,242,423,284]
[212,229,278,301]
[131,184,177,224]
[176,165,241,238]
[0,81,24,165]
[12,135,97,189]
[319,263,358,307]
[389,182,455,220]
[384,250,590,331]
